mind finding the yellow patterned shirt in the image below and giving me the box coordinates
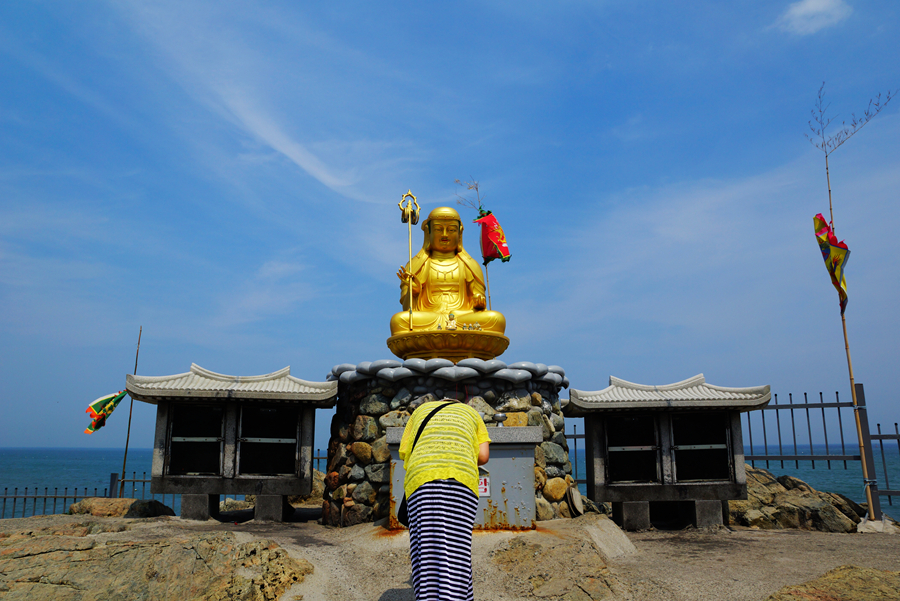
[399,400,491,498]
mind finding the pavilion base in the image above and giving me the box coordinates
[254,495,293,522]
[182,494,220,521]
[612,501,651,531]
[691,500,725,528]
[612,500,725,530]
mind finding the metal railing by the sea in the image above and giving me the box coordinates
[743,383,899,510]
[1,486,109,520]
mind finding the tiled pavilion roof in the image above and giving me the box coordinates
[565,374,770,415]
[126,363,337,406]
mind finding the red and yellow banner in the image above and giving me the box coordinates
[84,390,127,434]
[814,213,850,315]
[473,211,511,266]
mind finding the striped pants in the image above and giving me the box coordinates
[408,479,479,601]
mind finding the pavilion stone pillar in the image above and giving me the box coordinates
[612,502,651,531]
[182,494,219,521]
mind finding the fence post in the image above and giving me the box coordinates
[108,473,119,499]
[855,383,882,521]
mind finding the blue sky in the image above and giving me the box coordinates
[1,1,898,453]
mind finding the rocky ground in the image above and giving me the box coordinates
[2,509,899,601]
[2,468,900,600]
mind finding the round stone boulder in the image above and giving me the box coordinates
[349,465,366,482]
[545,465,565,479]
[360,393,390,416]
[352,480,377,505]
[379,410,410,429]
[344,503,374,526]
[497,389,532,413]
[352,415,379,442]
[349,442,372,465]
[534,466,547,491]
[543,477,568,503]
[365,463,390,484]
[371,436,391,463]
[535,496,554,521]
[540,441,568,465]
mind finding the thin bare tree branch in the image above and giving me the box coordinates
[454,177,486,213]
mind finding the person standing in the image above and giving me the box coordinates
[399,398,491,601]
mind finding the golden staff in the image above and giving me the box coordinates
[398,190,420,331]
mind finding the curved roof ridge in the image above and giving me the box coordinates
[190,363,292,382]
[609,374,706,391]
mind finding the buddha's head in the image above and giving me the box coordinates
[422,206,464,253]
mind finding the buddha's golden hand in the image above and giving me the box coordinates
[473,293,486,310]
[396,267,420,292]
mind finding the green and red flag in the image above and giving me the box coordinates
[84,390,128,434]
[814,213,850,314]
[473,210,511,265]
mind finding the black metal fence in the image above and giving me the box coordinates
[873,423,900,505]
[1,486,109,520]
[743,383,898,516]
[567,423,586,488]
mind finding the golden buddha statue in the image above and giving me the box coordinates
[387,206,508,361]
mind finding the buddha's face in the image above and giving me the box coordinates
[430,219,460,253]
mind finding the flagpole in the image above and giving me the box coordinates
[119,326,142,498]
[485,262,492,311]
[841,314,879,519]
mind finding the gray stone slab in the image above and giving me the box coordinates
[691,500,725,527]
[181,494,218,521]
[432,366,480,382]
[403,358,429,372]
[370,359,402,372]
[424,358,454,371]
[376,367,414,382]
[456,358,487,372]
[331,363,357,377]
[254,495,288,522]
[481,359,507,372]
[491,368,531,384]
[613,501,651,531]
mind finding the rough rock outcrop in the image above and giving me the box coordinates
[490,514,634,600]
[0,517,312,600]
[727,467,865,533]
[68,498,175,518]
[765,565,900,600]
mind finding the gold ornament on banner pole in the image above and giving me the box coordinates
[398,190,420,331]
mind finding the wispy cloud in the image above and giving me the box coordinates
[211,258,316,328]
[774,0,853,35]
[105,1,419,204]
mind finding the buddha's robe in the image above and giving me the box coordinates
[389,249,506,335]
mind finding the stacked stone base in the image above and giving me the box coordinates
[322,358,569,526]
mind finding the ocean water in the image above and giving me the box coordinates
[2,444,898,520]
[0,448,179,519]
